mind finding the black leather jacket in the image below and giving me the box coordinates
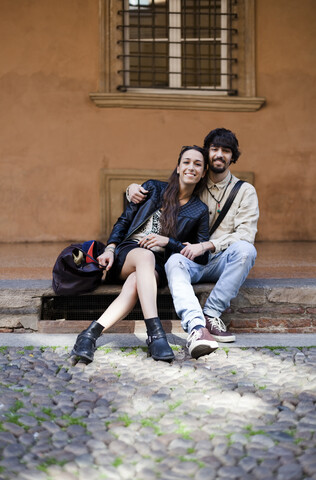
[107,179,209,264]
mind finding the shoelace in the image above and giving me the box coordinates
[209,317,227,332]
[188,329,200,341]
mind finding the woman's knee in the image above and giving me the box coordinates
[127,248,156,268]
[136,248,155,262]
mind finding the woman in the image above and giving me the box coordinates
[72,145,210,363]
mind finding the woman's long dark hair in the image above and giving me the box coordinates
[160,145,209,238]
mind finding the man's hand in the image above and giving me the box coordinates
[138,234,169,250]
[180,242,204,261]
[181,241,215,260]
[97,248,115,271]
[128,184,148,203]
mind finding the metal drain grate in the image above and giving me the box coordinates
[41,295,178,322]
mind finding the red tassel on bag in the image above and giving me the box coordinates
[86,241,95,263]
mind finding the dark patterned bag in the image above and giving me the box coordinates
[52,240,106,295]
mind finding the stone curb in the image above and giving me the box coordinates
[0,333,316,348]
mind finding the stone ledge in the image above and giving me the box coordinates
[0,279,315,333]
[1,278,315,290]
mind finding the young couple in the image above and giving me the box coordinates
[72,128,259,362]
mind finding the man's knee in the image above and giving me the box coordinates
[165,253,194,283]
[231,241,257,266]
[165,253,184,274]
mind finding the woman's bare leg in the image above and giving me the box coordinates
[120,248,159,319]
[97,272,138,330]
[72,273,138,362]
[119,248,174,361]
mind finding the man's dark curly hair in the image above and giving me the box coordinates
[203,128,241,163]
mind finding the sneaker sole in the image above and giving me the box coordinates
[211,334,236,343]
[189,343,218,359]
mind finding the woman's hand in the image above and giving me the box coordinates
[128,184,148,203]
[139,234,169,249]
[180,242,204,261]
[97,249,115,271]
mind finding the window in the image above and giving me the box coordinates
[90,0,265,111]
[119,0,236,94]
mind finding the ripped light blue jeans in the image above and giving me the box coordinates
[164,240,257,333]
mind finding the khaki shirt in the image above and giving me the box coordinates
[199,172,259,253]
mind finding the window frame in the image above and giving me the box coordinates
[90,0,265,111]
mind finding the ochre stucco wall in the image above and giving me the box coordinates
[0,0,315,243]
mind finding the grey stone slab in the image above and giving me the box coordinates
[0,279,53,290]
[0,332,316,348]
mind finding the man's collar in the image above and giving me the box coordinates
[208,171,232,189]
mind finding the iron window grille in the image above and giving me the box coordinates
[117,0,238,94]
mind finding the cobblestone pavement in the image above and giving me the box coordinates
[0,344,316,480]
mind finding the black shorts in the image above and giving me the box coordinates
[106,240,167,286]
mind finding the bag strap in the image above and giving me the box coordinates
[209,180,245,236]
[76,247,106,269]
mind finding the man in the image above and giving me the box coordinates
[127,128,259,359]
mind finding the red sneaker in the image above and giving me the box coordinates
[186,328,218,359]
[204,315,236,343]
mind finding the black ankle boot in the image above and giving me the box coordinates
[71,321,104,362]
[145,317,175,362]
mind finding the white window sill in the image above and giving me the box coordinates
[89,92,265,112]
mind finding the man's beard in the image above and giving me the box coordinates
[210,163,227,173]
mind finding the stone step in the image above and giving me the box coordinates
[0,278,315,334]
